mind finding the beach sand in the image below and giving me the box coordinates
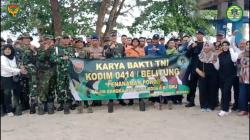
[1,97,249,140]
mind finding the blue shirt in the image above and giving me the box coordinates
[144,44,166,57]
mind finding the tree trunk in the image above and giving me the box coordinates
[96,0,110,39]
[103,0,120,39]
[50,0,62,36]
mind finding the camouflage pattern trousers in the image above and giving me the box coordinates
[56,68,74,104]
[37,70,54,103]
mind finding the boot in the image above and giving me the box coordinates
[44,102,48,112]
[57,103,64,111]
[139,100,145,111]
[77,101,83,114]
[1,105,4,117]
[30,100,36,114]
[168,100,173,110]
[70,103,76,110]
[108,101,114,113]
[38,103,45,115]
[47,102,54,114]
[63,103,70,114]
[87,107,93,113]
[128,100,134,106]
[119,100,127,106]
[15,105,22,116]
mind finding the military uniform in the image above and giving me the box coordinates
[37,43,57,100]
[18,33,39,113]
[55,43,75,110]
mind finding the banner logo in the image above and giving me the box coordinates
[72,59,84,73]
[226,4,243,22]
[8,4,20,17]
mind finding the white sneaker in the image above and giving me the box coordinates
[7,112,14,117]
[218,110,229,117]
[206,108,212,112]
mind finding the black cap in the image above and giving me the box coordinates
[160,37,165,40]
[196,29,205,35]
[91,34,99,40]
[152,34,160,40]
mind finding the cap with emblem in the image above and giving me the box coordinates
[75,37,83,42]
[196,29,205,35]
[91,34,99,40]
[152,34,160,40]
[44,35,54,40]
[62,34,70,39]
[20,33,33,41]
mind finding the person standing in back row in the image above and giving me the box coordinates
[185,29,205,107]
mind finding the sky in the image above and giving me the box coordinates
[1,1,249,47]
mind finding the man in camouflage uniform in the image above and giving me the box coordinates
[55,35,75,114]
[74,37,89,59]
[103,32,127,106]
[36,35,57,115]
[18,33,39,114]
[12,36,30,112]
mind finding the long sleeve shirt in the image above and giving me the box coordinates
[1,55,20,77]
[144,44,166,57]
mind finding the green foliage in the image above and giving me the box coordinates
[128,0,217,36]
[1,0,98,36]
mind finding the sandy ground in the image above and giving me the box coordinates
[1,96,249,140]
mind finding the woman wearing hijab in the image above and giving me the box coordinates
[1,44,27,116]
[214,40,238,117]
[196,42,218,112]
[237,41,249,116]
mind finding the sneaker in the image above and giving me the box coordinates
[201,108,206,112]
[238,111,248,116]
[7,112,14,117]
[206,108,212,112]
[218,110,229,117]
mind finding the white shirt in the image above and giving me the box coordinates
[1,55,20,77]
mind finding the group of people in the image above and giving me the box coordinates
[0,29,249,117]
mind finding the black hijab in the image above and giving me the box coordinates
[2,44,15,60]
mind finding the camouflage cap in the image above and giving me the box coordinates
[62,34,70,39]
[44,35,54,40]
[75,37,83,42]
[17,35,22,40]
[103,36,110,42]
[20,33,33,41]
[55,36,62,40]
